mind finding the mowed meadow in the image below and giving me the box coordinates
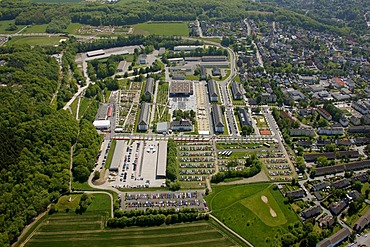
[206,183,301,247]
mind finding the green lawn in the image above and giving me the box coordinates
[7,36,63,46]
[24,24,48,33]
[66,23,82,34]
[70,97,79,119]
[0,20,26,34]
[31,0,82,2]
[133,22,190,36]
[206,183,300,247]
[56,194,81,212]
[78,98,91,119]
[105,139,117,169]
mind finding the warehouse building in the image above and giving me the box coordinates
[156,141,167,179]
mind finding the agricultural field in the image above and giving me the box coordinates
[23,192,243,247]
[7,36,64,46]
[206,183,300,247]
[133,22,190,36]
[22,193,111,247]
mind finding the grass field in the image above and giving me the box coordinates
[7,36,63,46]
[66,23,82,34]
[105,140,117,169]
[206,183,300,247]
[24,24,48,33]
[0,20,25,34]
[70,97,79,119]
[78,98,91,119]
[133,22,189,36]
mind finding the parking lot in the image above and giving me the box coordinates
[107,140,166,189]
[178,142,215,187]
[121,190,208,211]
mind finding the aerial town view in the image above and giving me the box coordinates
[0,0,369,246]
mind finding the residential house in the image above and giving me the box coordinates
[289,128,315,137]
[329,200,348,215]
[353,209,370,232]
[316,228,351,247]
[332,178,350,189]
[316,107,332,121]
[318,127,344,136]
[231,81,243,100]
[285,189,305,200]
[301,205,322,219]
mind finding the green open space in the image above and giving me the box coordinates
[23,24,48,33]
[206,183,300,247]
[66,23,83,34]
[133,22,190,36]
[70,97,78,119]
[56,194,81,211]
[78,98,92,119]
[0,20,26,34]
[105,139,117,169]
[7,36,63,46]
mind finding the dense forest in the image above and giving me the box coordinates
[0,0,363,35]
[0,45,80,246]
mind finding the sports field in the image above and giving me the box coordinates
[133,22,189,36]
[23,193,244,247]
[206,183,300,247]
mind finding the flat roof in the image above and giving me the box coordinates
[87,49,105,57]
[93,120,110,128]
[170,81,193,94]
[110,140,125,171]
[156,141,167,177]
[96,104,109,120]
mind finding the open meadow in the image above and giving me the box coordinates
[133,22,189,36]
[7,36,64,46]
[206,183,300,247]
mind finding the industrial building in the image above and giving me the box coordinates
[109,140,125,172]
[93,120,111,130]
[169,81,193,97]
[201,56,227,62]
[231,81,243,100]
[144,78,155,101]
[156,141,167,178]
[207,79,218,102]
[87,49,105,57]
[138,102,150,131]
[212,104,224,133]
[96,104,109,120]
